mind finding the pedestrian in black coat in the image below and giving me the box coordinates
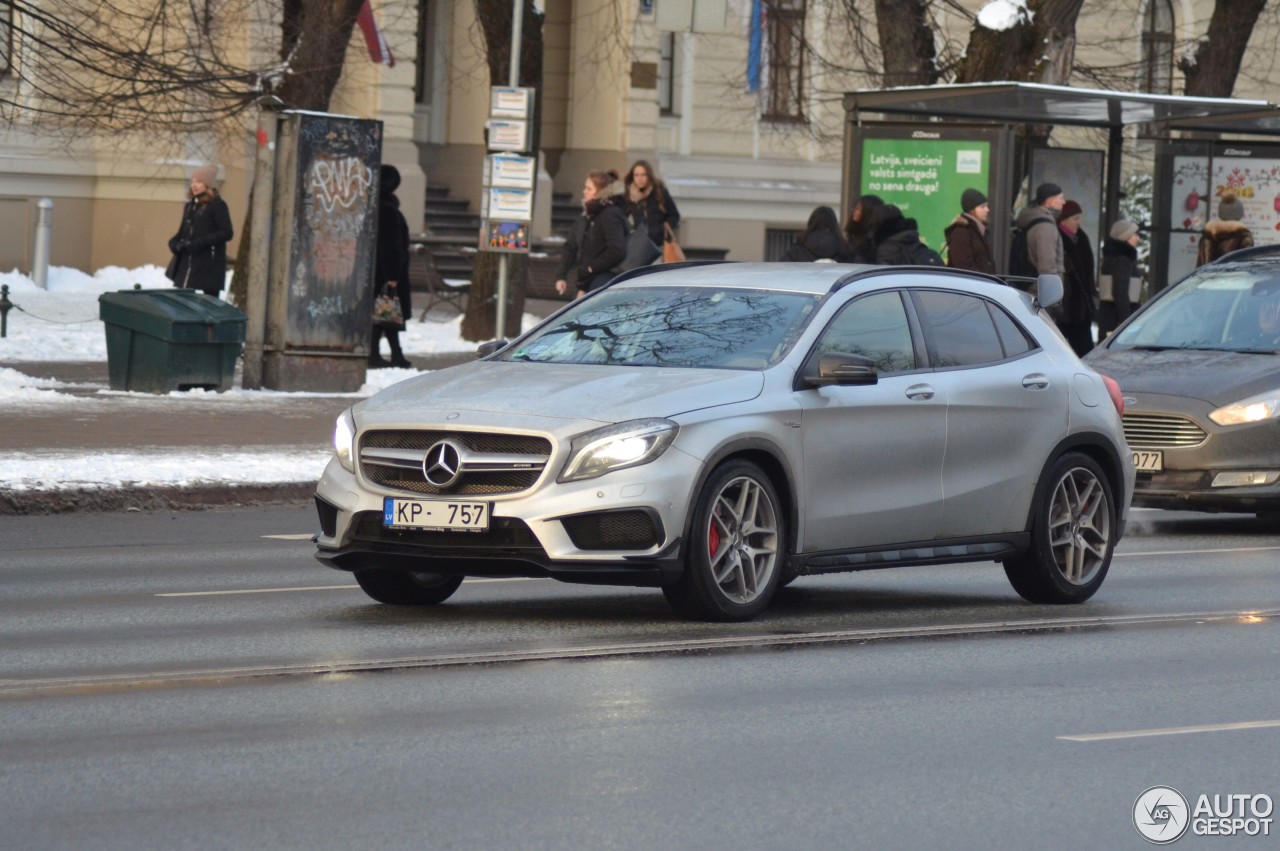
[556,170,628,298]
[167,165,233,298]
[1057,200,1097,356]
[844,194,884,264]
[785,205,852,262]
[870,204,930,265]
[624,159,680,249]
[371,165,412,368]
[1098,220,1142,341]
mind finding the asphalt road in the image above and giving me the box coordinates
[2,506,1278,849]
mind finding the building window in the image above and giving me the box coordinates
[658,32,680,116]
[765,0,806,122]
[1,2,13,76]
[1141,0,1174,94]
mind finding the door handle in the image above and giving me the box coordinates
[905,384,935,400]
[1022,374,1050,389]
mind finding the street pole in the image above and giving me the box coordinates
[243,105,279,389]
[495,0,525,342]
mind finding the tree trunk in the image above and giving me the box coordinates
[955,0,1083,85]
[873,0,938,87]
[462,0,544,343]
[230,0,366,307]
[1179,0,1268,97]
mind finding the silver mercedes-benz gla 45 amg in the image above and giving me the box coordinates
[314,262,1134,621]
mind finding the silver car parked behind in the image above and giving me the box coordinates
[314,262,1134,621]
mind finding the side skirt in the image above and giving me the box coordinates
[790,533,1030,577]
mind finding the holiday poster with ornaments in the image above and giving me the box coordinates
[1169,152,1280,283]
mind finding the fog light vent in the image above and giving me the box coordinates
[314,496,339,538]
[562,510,661,551]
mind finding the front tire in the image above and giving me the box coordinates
[354,569,464,605]
[1003,452,1116,604]
[663,460,785,621]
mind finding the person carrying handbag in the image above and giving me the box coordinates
[166,165,233,297]
[370,165,412,368]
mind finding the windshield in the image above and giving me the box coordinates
[1110,268,1280,353]
[505,285,820,369]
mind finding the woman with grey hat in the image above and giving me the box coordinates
[1196,192,1253,267]
[166,165,234,297]
[1098,220,1142,341]
[944,187,995,274]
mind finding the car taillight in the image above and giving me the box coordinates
[1101,374,1124,416]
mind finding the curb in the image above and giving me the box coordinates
[0,483,317,515]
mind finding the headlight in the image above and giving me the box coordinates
[558,418,679,483]
[334,409,357,472]
[1209,391,1280,426]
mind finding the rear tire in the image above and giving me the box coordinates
[354,569,464,605]
[1003,452,1115,604]
[663,460,785,621]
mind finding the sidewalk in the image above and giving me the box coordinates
[2,296,569,515]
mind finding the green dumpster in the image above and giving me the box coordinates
[98,288,247,393]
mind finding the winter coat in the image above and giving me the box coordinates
[168,190,233,297]
[874,217,927,266]
[557,196,628,293]
[784,228,851,262]
[943,214,995,274]
[624,185,680,247]
[1059,227,1097,325]
[375,193,412,317]
[1197,219,1254,266]
[1014,205,1064,276]
[1098,237,1139,336]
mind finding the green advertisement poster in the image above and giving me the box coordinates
[860,138,992,253]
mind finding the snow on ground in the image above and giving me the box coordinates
[0,264,516,363]
[0,265,540,492]
[0,449,334,492]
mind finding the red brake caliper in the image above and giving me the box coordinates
[708,512,721,559]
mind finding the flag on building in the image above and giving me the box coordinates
[356,1,396,67]
[747,0,765,93]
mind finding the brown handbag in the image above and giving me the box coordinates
[662,222,686,263]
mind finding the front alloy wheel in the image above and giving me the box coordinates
[1004,452,1115,604]
[663,460,785,621]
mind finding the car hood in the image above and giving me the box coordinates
[358,360,766,423]
[1086,347,1280,406]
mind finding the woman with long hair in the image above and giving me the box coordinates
[555,170,629,298]
[785,205,852,262]
[623,159,680,250]
[166,165,234,297]
[844,194,883,264]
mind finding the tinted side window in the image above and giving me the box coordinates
[813,291,915,373]
[988,302,1034,357]
[912,290,1005,367]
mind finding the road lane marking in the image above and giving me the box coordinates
[155,577,536,597]
[6,608,1275,700]
[261,534,316,541]
[1059,719,1280,742]
[1115,545,1280,558]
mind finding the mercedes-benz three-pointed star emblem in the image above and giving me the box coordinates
[422,439,464,488]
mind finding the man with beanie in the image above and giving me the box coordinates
[166,165,233,297]
[1098,220,1142,340]
[944,188,995,274]
[1013,182,1066,281]
[1057,199,1097,355]
[1197,192,1253,266]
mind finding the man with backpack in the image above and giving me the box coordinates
[1011,182,1065,281]
[869,204,944,266]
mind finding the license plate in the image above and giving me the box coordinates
[1132,450,1163,472]
[383,498,490,531]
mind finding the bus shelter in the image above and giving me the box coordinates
[843,82,1280,289]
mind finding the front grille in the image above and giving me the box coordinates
[562,510,662,551]
[353,511,542,551]
[359,429,552,495]
[1123,414,1208,449]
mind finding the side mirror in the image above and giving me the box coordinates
[476,339,508,358]
[803,352,879,387]
[1035,274,1064,310]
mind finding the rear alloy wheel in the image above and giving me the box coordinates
[1003,452,1115,604]
[354,569,464,605]
[663,460,785,621]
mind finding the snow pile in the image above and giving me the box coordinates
[0,449,333,492]
[977,0,1031,31]
[0,265,536,363]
